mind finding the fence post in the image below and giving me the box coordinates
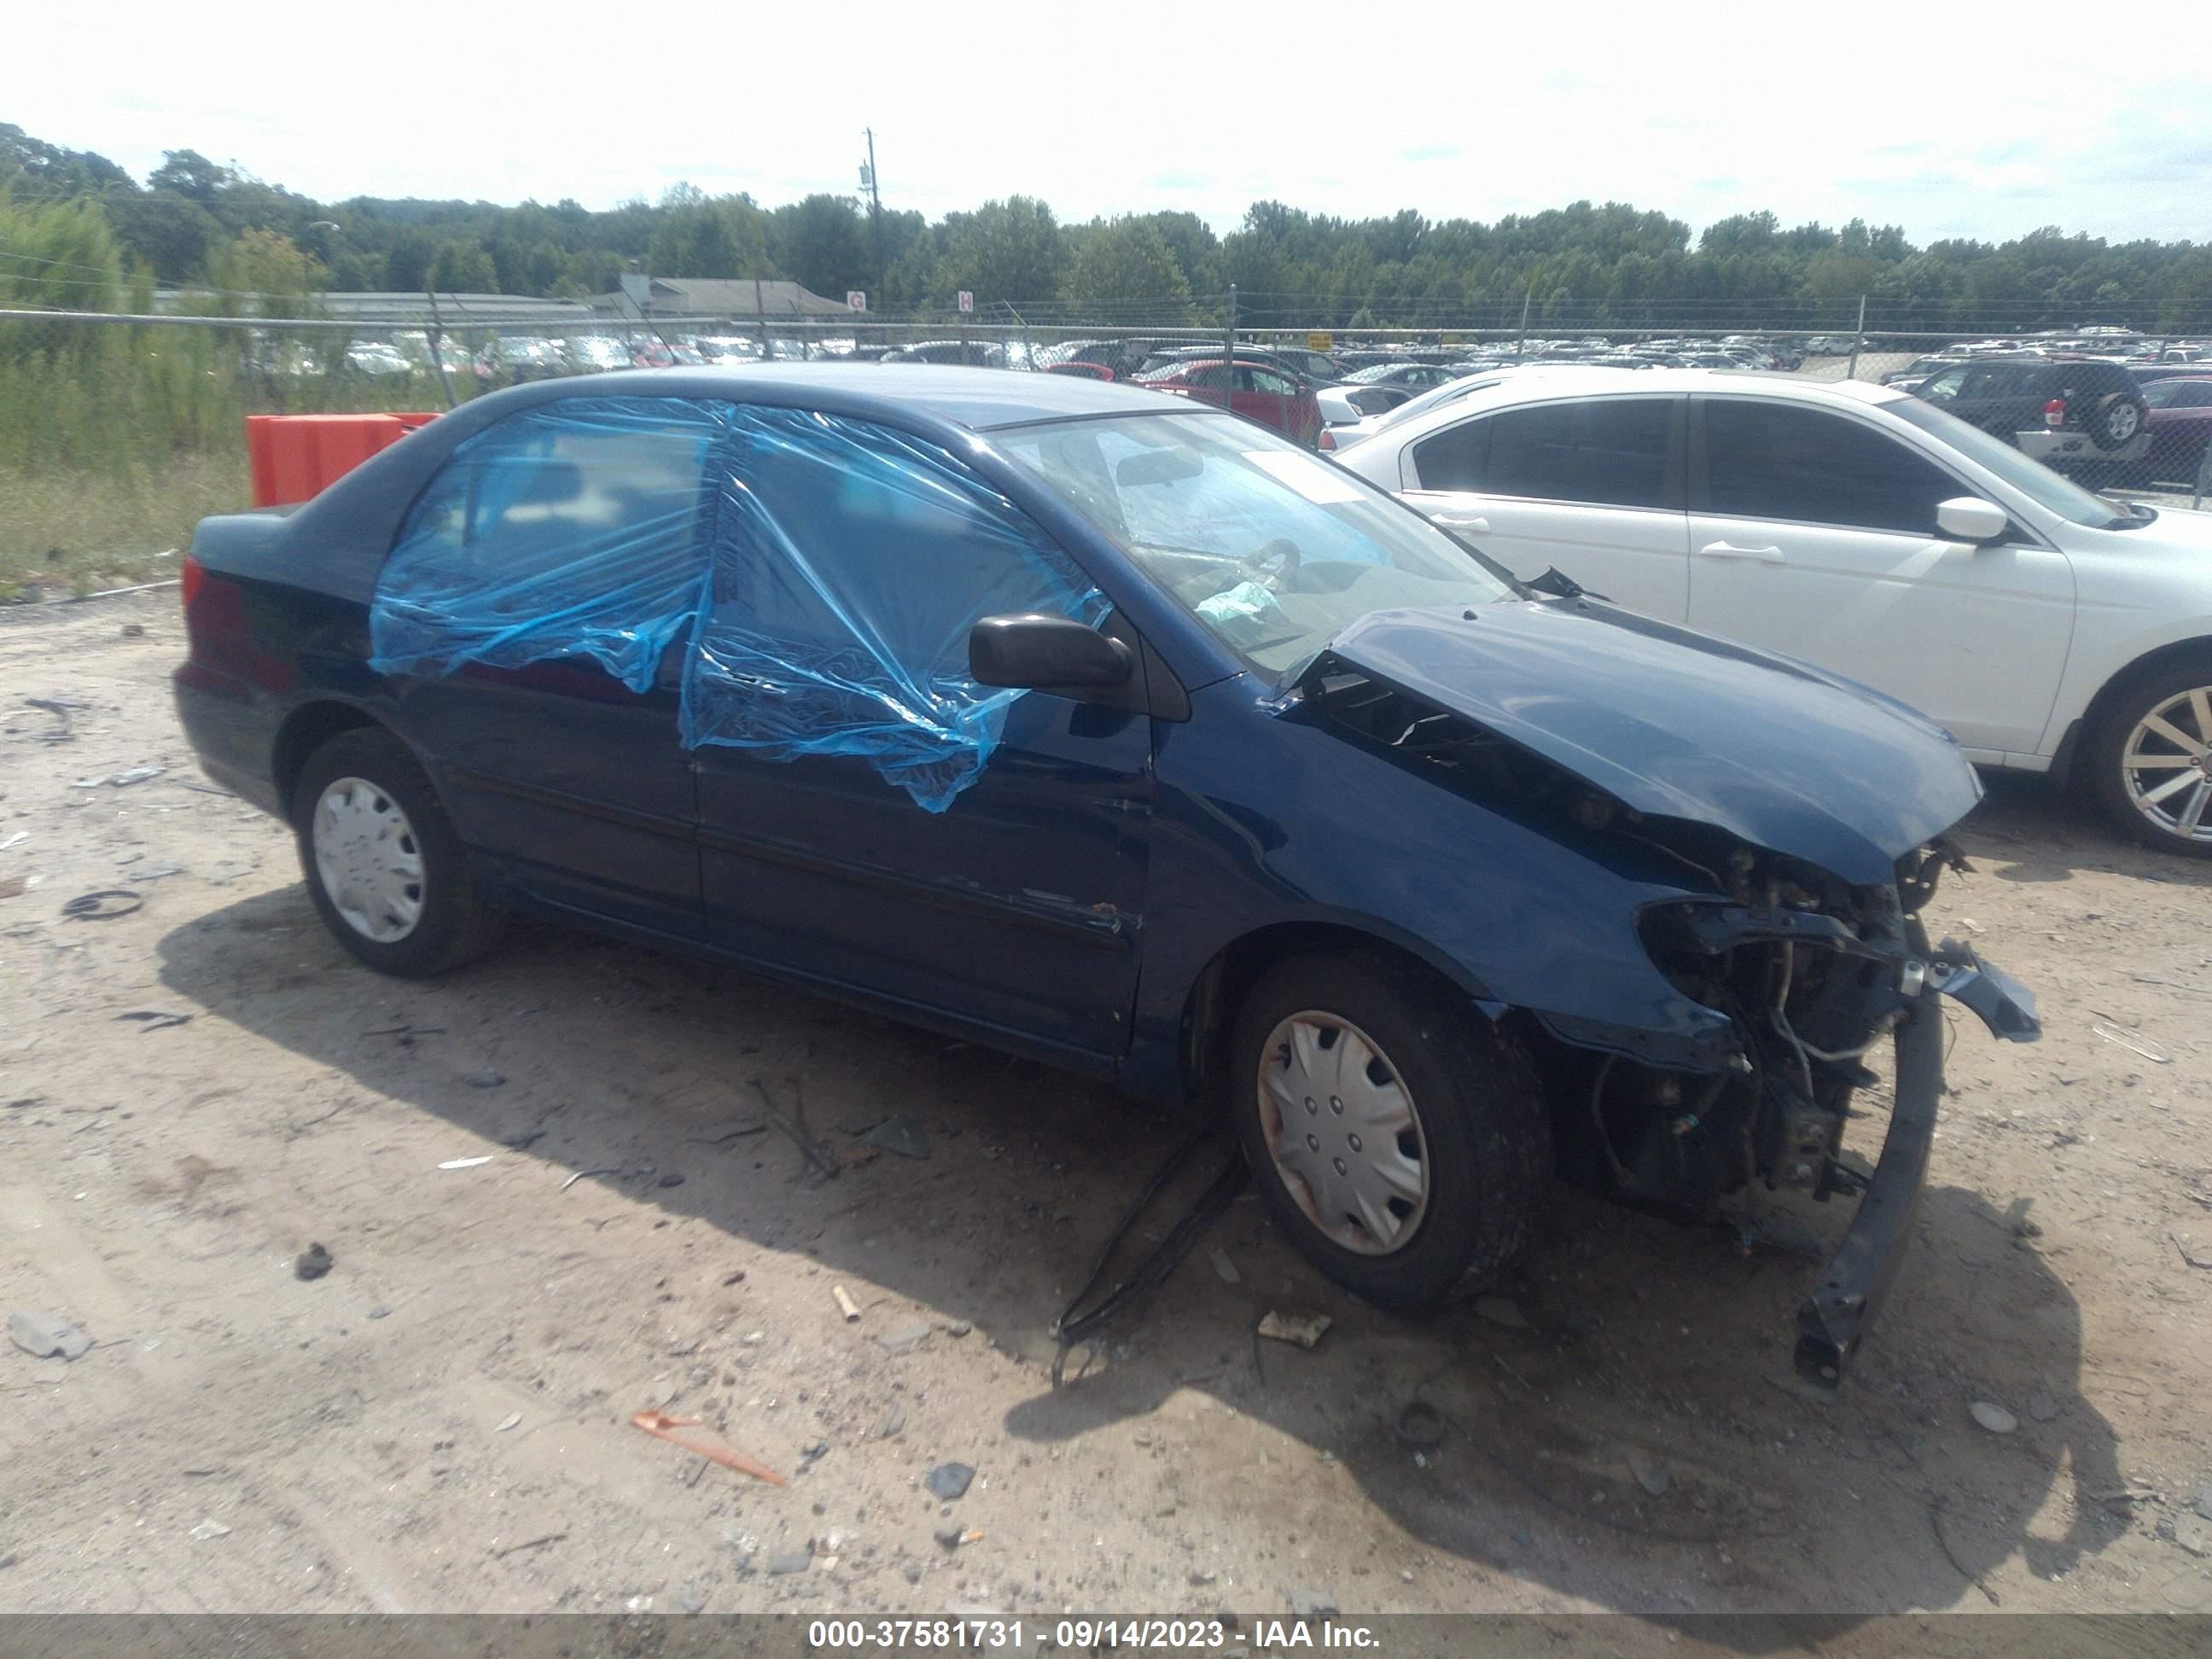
[422,288,459,409]
[1516,287,1532,362]
[754,276,771,361]
[1223,284,1237,396]
[1846,294,1867,381]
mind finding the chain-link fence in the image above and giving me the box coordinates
[3,300,2209,598]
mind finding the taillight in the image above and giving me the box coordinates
[1318,428,1336,451]
[179,552,207,608]
[2044,398,2066,428]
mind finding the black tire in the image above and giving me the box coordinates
[2082,656,2212,859]
[1228,951,1551,1309]
[2083,392,2147,452]
[291,728,507,975]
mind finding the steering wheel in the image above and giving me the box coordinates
[1241,538,1303,590]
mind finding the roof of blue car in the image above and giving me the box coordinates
[526,363,1186,433]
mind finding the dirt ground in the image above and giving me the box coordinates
[3,590,2209,1625]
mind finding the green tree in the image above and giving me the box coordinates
[430,238,497,293]
[1064,218,1191,311]
[383,229,436,292]
[202,228,326,312]
[938,196,1064,304]
[648,196,768,279]
[768,194,873,300]
[0,195,122,311]
[103,192,224,282]
[147,148,230,202]
[0,123,137,200]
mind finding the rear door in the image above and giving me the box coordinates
[1243,366,1305,440]
[1396,395,1692,618]
[380,398,713,937]
[1684,394,2074,756]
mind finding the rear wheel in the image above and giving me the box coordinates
[292,728,506,974]
[1229,952,1551,1308]
[2084,659,2212,858]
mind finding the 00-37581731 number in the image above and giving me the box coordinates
[805,1618,1234,1649]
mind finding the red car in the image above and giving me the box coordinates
[2142,376,2212,485]
[1136,358,1323,447]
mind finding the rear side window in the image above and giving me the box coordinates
[1703,400,1960,535]
[1410,414,1492,491]
[1439,398,1675,509]
[376,396,719,690]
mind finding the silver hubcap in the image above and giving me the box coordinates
[2122,687,2212,842]
[1256,1011,1429,1256]
[311,777,425,942]
[2109,405,2141,440]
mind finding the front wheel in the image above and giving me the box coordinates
[1229,952,1551,1309]
[2083,661,2212,858]
[292,728,507,974]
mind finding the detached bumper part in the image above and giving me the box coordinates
[1927,939,2041,1043]
[1793,944,2038,1387]
[1794,986,1942,1387]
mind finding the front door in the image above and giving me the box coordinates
[1685,395,2075,757]
[686,408,1150,1059]
[1397,394,1691,618]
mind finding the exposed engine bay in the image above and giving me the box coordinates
[1305,668,2040,1281]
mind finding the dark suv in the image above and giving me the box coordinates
[1912,356,2151,475]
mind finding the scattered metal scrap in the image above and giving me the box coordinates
[115,1010,192,1032]
[60,890,142,922]
[22,697,84,743]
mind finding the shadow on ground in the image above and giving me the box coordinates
[154,774,2132,1632]
[1955,771,2212,891]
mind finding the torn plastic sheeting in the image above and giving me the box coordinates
[370,397,724,692]
[684,406,1106,812]
[368,397,1104,811]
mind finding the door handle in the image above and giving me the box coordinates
[1697,540,1784,562]
[1432,515,1490,533]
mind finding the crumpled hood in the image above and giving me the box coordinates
[1311,600,1983,885]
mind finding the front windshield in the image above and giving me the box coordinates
[1884,396,2133,528]
[1345,364,1403,383]
[994,411,1516,681]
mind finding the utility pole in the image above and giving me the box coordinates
[862,128,887,313]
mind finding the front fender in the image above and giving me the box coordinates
[1130,681,1743,1090]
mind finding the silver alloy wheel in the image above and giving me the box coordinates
[1255,1010,1429,1256]
[2121,685,2212,842]
[2105,402,2142,442]
[311,776,426,943]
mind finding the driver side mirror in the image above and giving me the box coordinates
[1935,496,2011,544]
[969,614,1132,690]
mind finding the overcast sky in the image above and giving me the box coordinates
[9,0,2208,247]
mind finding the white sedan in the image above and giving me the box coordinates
[1330,366,2212,855]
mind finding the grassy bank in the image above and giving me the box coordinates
[0,451,252,599]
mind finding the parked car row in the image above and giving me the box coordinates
[1324,363,2212,858]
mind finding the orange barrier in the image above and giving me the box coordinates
[245,412,439,508]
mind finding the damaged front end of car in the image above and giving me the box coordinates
[1625,840,2038,1385]
[1296,602,2042,1386]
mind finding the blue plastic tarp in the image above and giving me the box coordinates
[370,396,1103,810]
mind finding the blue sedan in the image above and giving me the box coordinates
[173,365,2036,1383]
